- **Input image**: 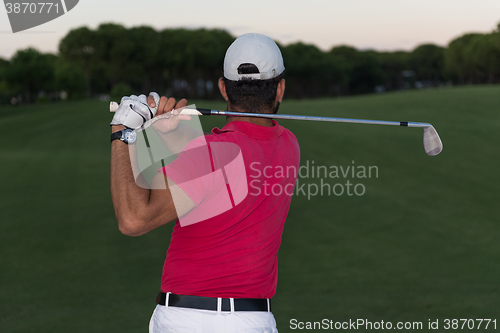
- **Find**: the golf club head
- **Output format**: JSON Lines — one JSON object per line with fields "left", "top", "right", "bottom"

{"left": 423, "top": 126, "right": 443, "bottom": 156}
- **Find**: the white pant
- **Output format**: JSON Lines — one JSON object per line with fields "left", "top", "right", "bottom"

{"left": 149, "top": 304, "right": 278, "bottom": 333}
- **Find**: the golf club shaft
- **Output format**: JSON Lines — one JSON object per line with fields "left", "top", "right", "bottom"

{"left": 109, "top": 102, "right": 432, "bottom": 128}
{"left": 109, "top": 102, "right": 443, "bottom": 156}
{"left": 192, "top": 108, "right": 432, "bottom": 128}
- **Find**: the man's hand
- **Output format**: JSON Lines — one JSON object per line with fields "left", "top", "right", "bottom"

{"left": 110, "top": 92, "right": 160, "bottom": 129}
{"left": 147, "top": 95, "right": 191, "bottom": 134}
{"left": 110, "top": 93, "right": 199, "bottom": 236}
{"left": 148, "top": 95, "right": 188, "bottom": 116}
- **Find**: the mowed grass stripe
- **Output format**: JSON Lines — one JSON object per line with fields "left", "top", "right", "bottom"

{"left": 0, "top": 86, "right": 499, "bottom": 332}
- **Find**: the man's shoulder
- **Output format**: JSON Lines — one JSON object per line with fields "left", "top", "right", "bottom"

{"left": 280, "top": 125, "right": 298, "bottom": 139}
{"left": 278, "top": 125, "right": 300, "bottom": 148}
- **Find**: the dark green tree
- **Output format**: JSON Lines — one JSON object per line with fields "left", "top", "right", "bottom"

{"left": 329, "top": 46, "right": 384, "bottom": 94}
{"left": 4, "top": 48, "right": 55, "bottom": 103}
{"left": 444, "top": 33, "right": 481, "bottom": 84}
{"left": 158, "top": 28, "right": 233, "bottom": 98}
{"left": 59, "top": 26, "right": 98, "bottom": 97}
{"left": 0, "top": 57, "right": 9, "bottom": 104}
{"left": 55, "top": 60, "right": 87, "bottom": 99}
{"left": 128, "top": 26, "right": 162, "bottom": 92}
{"left": 189, "top": 29, "right": 234, "bottom": 98}
{"left": 282, "top": 42, "right": 349, "bottom": 97}
{"left": 375, "top": 51, "right": 410, "bottom": 91}
{"left": 463, "top": 33, "right": 500, "bottom": 83}
{"left": 409, "top": 44, "right": 445, "bottom": 84}
{"left": 93, "top": 23, "right": 135, "bottom": 91}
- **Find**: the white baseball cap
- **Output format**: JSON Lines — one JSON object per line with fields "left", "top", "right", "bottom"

{"left": 223, "top": 33, "right": 285, "bottom": 81}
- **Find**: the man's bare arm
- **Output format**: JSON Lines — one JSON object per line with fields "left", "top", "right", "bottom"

{"left": 110, "top": 124, "right": 195, "bottom": 236}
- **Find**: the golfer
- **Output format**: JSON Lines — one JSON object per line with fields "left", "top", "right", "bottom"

{"left": 110, "top": 33, "right": 300, "bottom": 333}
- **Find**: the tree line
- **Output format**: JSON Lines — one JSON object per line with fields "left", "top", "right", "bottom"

{"left": 1, "top": 23, "right": 500, "bottom": 104}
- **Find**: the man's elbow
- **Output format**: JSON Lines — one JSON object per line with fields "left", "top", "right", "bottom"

{"left": 117, "top": 217, "right": 146, "bottom": 237}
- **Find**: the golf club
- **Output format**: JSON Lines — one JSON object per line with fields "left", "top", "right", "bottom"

{"left": 110, "top": 102, "right": 443, "bottom": 156}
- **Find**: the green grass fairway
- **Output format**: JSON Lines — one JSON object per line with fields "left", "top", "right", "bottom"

{"left": 1, "top": 86, "right": 499, "bottom": 332}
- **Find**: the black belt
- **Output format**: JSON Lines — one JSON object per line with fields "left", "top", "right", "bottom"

{"left": 156, "top": 292, "right": 270, "bottom": 312}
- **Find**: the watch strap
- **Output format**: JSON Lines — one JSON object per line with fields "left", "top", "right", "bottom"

{"left": 111, "top": 130, "right": 123, "bottom": 143}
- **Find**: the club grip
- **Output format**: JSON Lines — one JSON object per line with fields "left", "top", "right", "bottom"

{"left": 196, "top": 108, "right": 212, "bottom": 116}
{"left": 110, "top": 102, "right": 211, "bottom": 116}
{"left": 110, "top": 101, "right": 119, "bottom": 112}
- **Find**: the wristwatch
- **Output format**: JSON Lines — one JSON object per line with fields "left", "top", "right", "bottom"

{"left": 111, "top": 128, "right": 137, "bottom": 144}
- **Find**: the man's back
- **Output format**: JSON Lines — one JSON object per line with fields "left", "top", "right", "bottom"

{"left": 160, "top": 120, "right": 300, "bottom": 298}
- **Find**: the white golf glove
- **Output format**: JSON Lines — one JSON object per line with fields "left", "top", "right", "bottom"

{"left": 110, "top": 92, "right": 160, "bottom": 129}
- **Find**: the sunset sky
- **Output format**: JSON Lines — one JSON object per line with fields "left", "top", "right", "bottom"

{"left": 1, "top": 0, "right": 500, "bottom": 58}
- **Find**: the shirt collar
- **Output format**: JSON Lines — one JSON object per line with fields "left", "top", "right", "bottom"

{"left": 212, "top": 120, "right": 283, "bottom": 140}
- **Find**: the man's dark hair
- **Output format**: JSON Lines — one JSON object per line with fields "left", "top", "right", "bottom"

{"left": 223, "top": 63, "right": 283, "bottom": 114}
